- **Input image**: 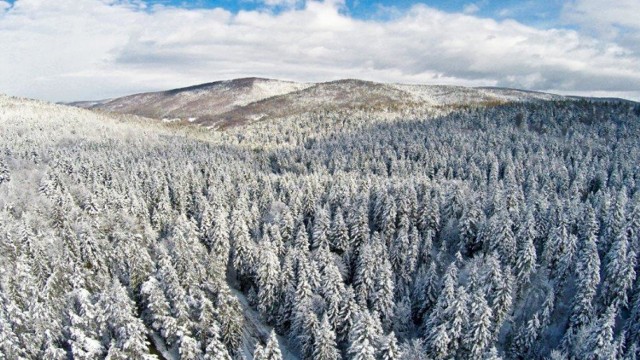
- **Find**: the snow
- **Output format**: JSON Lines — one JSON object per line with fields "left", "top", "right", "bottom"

{"left": 230, "top": 79, "right": 311, "bottom": 107}
{"left": 229, "top": 287, "right": 299, "bottom": 360}
{"left": 391, "top": 84, "right": 566, "bottom": 105}
{"left": 150, "top": 332, "right": 177, "bottom": 360}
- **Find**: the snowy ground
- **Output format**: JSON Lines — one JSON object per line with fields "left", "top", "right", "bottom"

{"left": 229, "top": 288, "right": 300, "bottom": 360}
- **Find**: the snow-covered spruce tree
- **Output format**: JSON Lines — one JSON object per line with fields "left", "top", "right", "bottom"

{"left": 371, "top": 236, "right": 395, "bottom": 328}
{"left": 255, "top": 330, "right": 283, "bottom": 360}
{"left": 626, "top": 280, "right": 640, "bottom": 356}
{"left": 510, "top": 313, "right": 541, "bottom": 358}
{"left": 215, "top": 287, "right": 244, "bottom": 355}
{"left": 210, "top": 207, "right": 231, "bottom": 263}
{"left": 311, "top": 205, "right": 331, "bottom": 251}
{"left": 569, "top": 206, "right": 601, "bottom": 329}
{"left": 347, "top": 197, "right": 370, "bottom": 270}
{"left": 412, "top": 261, "right": 439, "bottom": 323}
{"left": 425, "top": 263, "right": 462, "bottom": 359}
{"left": 463, "top": 287, "right": 494, "bottom": 358}
{"left": 379, "top": 331, "right": 403, "bottom": 360}
{"left": 65, "top": 289, "right": 103, "bottom": 360}
{"left": 204, "top": 330, "right": 232, "bottom": 360}
{"left": 485, "top": 208, "right": 516, "bottom": 267}
{"left": 602, "top": 189, "right": 628, "bottom": 255}
{"left": 312, "top": 315, "right": 340, "bottom": 360}
{"left": 319, "top": 253, "right": 346, "bottom": 331}
{"left": 491, "top": 265, "right": 513, "bottom": 336}
{"left": 337, "top": 286, "right": 360, "bottom": 342}
{"left": 95, "top": 278, "right": 150, "bottom": 359}
{"left": 459, "top": 196, "right": 484, "bottom": 256}
{"left": 353, "top": 241, "right": 376, "bottom": 308}
{"left": 572, "top": 305, "right": 618, "bottom": 360}
{"left": 297, "top": 308, "right": 320, "bottom": 359}
{"left": 230, "top": 206, "right": 255, "bottom": 283}
{"left": 0, "top": 157, "right": 9, "bottom": 185}
{"left": 514, "top": 208, "right": 538, "bottom": 288}
{"left": 255, "top": 238, "right": 282, "bottom": 321}
{"left": 348, "top": 310, "right": 381, "bottom": 360}
{"left": 601, "top": 228, "right": 636, "bottom": 310}
{"left": 330, "top": 207, "right": 349, "bottom": 254}
{"left": 140, "top": 275, "right": 178, "bottom": 346}
{"left": 177, "top": 326, "right": 203, "bottom": 360}
{"left": 155, "top": 248, "right": 190, "bottom": 327}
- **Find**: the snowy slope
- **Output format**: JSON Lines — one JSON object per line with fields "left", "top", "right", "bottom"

{"left": 391, "top": 84, "right": 565, "bottom": 105}
{"left": 75, "top": 78, "right": 310, "bottom": 121}
{"left": 71, "top": 78, "right": 575, "bottom": 130}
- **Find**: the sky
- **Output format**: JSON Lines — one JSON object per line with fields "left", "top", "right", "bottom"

{"left": 0, "top": 0, "right": 639, "bottom": 102}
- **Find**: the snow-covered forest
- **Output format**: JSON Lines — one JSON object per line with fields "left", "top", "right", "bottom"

{"left": 1, "top": 94, "right": 640, "bottom": 359}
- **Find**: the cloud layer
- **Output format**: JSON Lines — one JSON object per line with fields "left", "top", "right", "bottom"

{"left": 1, "top": 0, "right": 639, "bottom": 101}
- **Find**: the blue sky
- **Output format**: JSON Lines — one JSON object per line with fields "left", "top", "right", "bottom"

{"left": 131, "top": 0, "right": 566, "bottom": 26}
{"left": 1, "top": 0, "right": 639, "bottom": 101}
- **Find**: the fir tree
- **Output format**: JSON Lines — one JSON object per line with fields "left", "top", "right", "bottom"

{"left": 380, "top": 332, "right": 403, "bottom": 360}
{"left": 570, "top": 207, "right": 601, "bottom": 328}
{"left": 330, "top": 207, "right": 349, "bottom": 254}
{"left": 256, "top": 240, "right": 282, "bottom": 321}
{"left": 312, "top": 315, "right": 340, "bottom": 360}
{"left": 348, "top": 311, "right": 380, "bottom": 360}
{"left": 514, "top": 208, "right": 538, "bottom": 287}
{"left": 602, "top": 230, "right": 637, "bottom": 309}
{"left": 312, "top": 205, "right": 331, "bottom": 251}
{"left": 463, "top": 288, "right": 493, "bottom": 359}
{"left": 258, "top": 330, "right": 283, "bottom": 360}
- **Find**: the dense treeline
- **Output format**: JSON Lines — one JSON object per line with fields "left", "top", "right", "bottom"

{"left": 1, "top": 95, "right": 640, "bottom": 359}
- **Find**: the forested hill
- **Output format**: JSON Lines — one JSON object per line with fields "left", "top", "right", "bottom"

{"left": 70, "top": 78, "right": 566, "bottom": 129}
{"left": 1, "top": 93, "right": 640, "bottom": 359}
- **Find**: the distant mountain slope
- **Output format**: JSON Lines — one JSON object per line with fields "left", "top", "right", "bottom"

{"left": 394, "top": 84, "right": 565, "bottom": 105}
{"left": 203, "top": 79, "right": 423, "bottom": 129}
{"left": 72, "top": 78, "right": 570, "bottom": 129}
{"left": 72, "top": 77, "right": 310, "bottom": 122}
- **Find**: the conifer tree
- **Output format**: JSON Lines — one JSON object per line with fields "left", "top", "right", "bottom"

{"left": 380, "top": 332, "right": 403, "bottom": 360}
{"left": 96, "top": 278, "right": 150, "bottom": 359}
{"left": 256, "top": 240, "right": 282, "bottom": 320}
{"left": 602, "top": 230, "right": 637, "bottom": 309}
{"left": 258, "top": 330, "right": 283, "bottom": 360}
{"left": 570, "top": 207, "right": 601, "bottom": 328}
{"left": 231, "top": 206, "right": 255, "bottom": 280}
{"left": 330, "top": 207, "right": 349, "bottom": 254}
{"left": 211, "top": 207, "right": 231, "bottom": 263}
{"left": 514, "top": 208, "right": 537, "bottom": 287}
{"left": 348, "top": 311, "right": 380, "bottom": 360}
{"left": 312, "top": 205, "right": 331, "bottom": 251}
{"left": 140, "top": 276, "right": 178, "bottom": 345}
{"left": 463, "top": 288, "right": 493, "bottom": 359}
{"left": 178, "top": 327, "right": 203, "bottom": 360}
{"left": 0, "top": 157, "right": 9, "bottom": 185}
{"left": 313, "top": 315, "right": 340, "bottom": 360}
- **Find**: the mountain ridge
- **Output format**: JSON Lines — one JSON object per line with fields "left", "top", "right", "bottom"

{"left": 69, "top": 78, "right": 635, "bottom": 129}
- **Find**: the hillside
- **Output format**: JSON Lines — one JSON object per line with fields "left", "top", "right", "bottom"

{"left": 70, "top": 78, "right": 311, "bottom": 123}
{"left": 73, "top": 78, "right": 568, "bottom": 129}
{"left": 2, "top": 92, "right": 640, "bottom": 360}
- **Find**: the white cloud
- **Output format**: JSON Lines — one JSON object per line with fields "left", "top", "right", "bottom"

{"left": 462, "top": 3, "right": 480, "bottom": 15}
{"left": 262, "top": 0, "right": 301, "bottom": 8}
{"left": 563, "top": 0, "right": 640, "bottom": 53}
{"left": 1, "top": 0, "right": 639, "bottom": 102}
{"left": 564, "top": 0, "right": 640, "bottom": 32}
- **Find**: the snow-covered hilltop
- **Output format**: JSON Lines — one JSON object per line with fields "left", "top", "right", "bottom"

{"left": 70, "top": 78, "right": 310, "bottom": 124}
{"left": 72, "top": 78, "right": 571, "bottom": 129}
